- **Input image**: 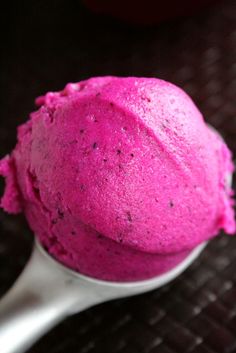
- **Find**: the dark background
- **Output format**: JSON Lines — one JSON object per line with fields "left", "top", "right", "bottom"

{"left": 1, "top": 1, "right": 236, "bottom": 352}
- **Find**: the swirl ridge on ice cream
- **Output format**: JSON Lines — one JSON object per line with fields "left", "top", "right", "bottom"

{"left": 0, "top": 77, "right": 235, "bottom": 281}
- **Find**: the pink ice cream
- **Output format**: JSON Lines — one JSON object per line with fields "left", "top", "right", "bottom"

{"left": 0, "top": 77, "right": 235, "bottom": 281}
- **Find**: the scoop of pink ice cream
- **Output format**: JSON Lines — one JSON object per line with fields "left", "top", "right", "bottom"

{"left": 0, "top": 77, "right": 235, "bottom": 281}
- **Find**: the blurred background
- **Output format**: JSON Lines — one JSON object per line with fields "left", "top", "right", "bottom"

{"left": 1, "top": 1, "right": 236, "bottom": 352}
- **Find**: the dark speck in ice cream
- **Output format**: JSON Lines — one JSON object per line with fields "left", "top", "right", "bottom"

{"left": 169, "top": 200, "right": 174, "bottom": 208}
{"left": 57, "top": 209, "right": 64, "bottom": 219}
{"left": 127, "top": 211, "right": 132, "bottom": 222}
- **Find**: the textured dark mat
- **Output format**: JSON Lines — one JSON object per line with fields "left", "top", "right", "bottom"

{"left": 1, "top": 1, "right": 236, "bottom": 352}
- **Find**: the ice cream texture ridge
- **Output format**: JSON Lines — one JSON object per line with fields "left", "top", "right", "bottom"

{"left": 0, "top": 77, "right": 235, "bottom": 281}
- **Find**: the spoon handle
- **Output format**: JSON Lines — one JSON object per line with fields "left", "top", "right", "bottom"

{"left": 0, "top": 244, "right": 90, "bottom": 353}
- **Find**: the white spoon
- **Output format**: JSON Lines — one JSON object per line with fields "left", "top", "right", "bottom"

{"left": 0, "top": 238, "right": 206, "bottom": 353}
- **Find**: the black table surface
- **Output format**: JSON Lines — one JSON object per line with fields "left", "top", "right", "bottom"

{"left": 1, "top": 1, "right": 236, "bottom": 352}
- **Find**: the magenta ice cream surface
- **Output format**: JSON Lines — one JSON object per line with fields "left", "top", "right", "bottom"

{"left": 0, "top": 77, "right": 235, "bottom": 281}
